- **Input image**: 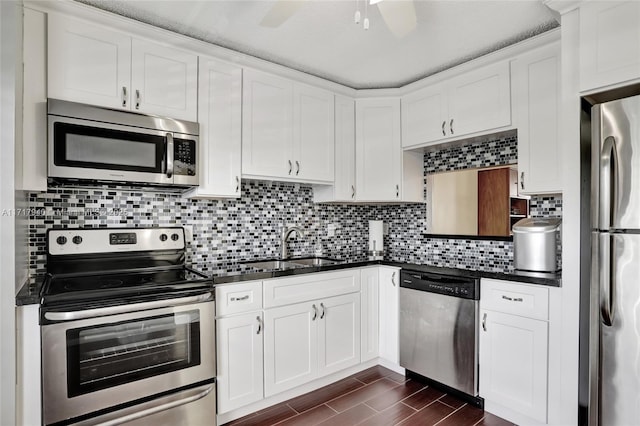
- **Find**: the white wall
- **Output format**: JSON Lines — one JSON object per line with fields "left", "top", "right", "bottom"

{"left": 0, "top": 1, "right": 22, "bottom": 424}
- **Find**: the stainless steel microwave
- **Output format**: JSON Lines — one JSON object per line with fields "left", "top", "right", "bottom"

{"left": 48, "top": 99, "right": 199, "bottom": 188}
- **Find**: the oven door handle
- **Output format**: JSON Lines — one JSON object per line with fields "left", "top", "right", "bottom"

{"left": 73, "top": 383, "right": 214, "bottom": 426}
{"left": 44, "top": 292, "right": 213, "bottom": 322}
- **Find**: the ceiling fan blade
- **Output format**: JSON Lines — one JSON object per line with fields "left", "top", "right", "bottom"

{"left": 377, "top": 0, "right": 417, "bottom": 38}
{"left": 260, "top": 0, "right": 306, "bottom": 28}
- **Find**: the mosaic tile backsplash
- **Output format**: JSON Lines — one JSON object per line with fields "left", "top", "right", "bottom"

{"left": 26, "top": 131, "right": 563, "bottom": 276}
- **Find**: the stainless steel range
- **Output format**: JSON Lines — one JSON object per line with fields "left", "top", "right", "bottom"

{"left": 40, "top": 227, "right": 216, "bottom": 426}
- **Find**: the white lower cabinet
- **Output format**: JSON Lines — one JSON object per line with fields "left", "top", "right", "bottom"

{"left": 378, "top": 266, "right": 400, "bottom": 365}
{"left": 360, "top": 267, "right": 379, "bottom": 362}
{"left": 263, "top": 293, "right": 360, "bottom": 397}
{"left": 479, "top": 278, "right": 550, "bottom": 424}
{"left": 216, "top": 312, "right": 264, "bottom": 413}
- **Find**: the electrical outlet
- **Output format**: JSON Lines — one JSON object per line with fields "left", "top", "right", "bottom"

{"left": 327, "top": 223, "right": 338, "bottom": 237}
{"left": 183, "top": 225, "right": 194, "bottom": 243}
{"left": 383, "top": 223, "right": 389, "bottom": 235}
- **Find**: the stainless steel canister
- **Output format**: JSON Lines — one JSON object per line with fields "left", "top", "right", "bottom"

{"left": 512, "top": 218, "right": 561, "bottom": 272}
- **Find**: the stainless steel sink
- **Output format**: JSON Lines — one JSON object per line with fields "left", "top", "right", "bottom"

{"left": 287, "top": 257, "right": 340, "bottom": 267}
{"left": 242, "top": 260, "right": 301, "bottom": 270}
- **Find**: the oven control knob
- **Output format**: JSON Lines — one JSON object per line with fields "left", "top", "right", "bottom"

{"left": 72, "top": 236, "right": 83, "bottom": 245}
{"left": 160, "top": 234, "right": 168, "bottom": 242}
{"left": 171, "top": 233, "right": 180, "bottom": 241}
{"left": 56, "top": 236, "right": 67, "bottom": 245}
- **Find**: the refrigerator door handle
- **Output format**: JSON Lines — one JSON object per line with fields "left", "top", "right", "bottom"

{"left": 599, "top": 136, "right": 619, "bottom": 230}
{"left": 599, "top": 233, "right": 615, "bottom": 327}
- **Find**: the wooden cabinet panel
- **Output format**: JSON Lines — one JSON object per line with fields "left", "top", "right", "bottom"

{"left": 478, "top": 168, "right": 510, "bottom": 236}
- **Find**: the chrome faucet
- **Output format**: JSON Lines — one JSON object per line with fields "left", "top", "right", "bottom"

{"left": 280, "top": 225, "right": 303, "bottom": 259}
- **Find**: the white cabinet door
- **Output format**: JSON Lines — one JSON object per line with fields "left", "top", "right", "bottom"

{"left": 263, "top": 302, "right": 318, "bottom": 396}
{"left": 378, "top": 267, "right": 400, "bottom": 365}
{"left": 479, "top": 309, "right": 549, "bottom": 423}
{"left": 242, "top": 69, "right": 294, "bottom": 179}
{"left": 188, "top": 59, "right": 242, "bottom": 199}
{"left": 334, "top": 95, "right": 356, "bottom": 200}
{"left": 360, "top": 267, "right": 379, "bottom": 362}
{"left": 580, "top": 1, "right": 640, "bottom": 92}
{"left": 293, "top": 84, "right": 334, "bottom": 182}
{"left": 448, "top": 61, "right": 511, "bottom": 138}
{"left": 130, "top": 39, "right": 198, "bottom": 121}
{"left": 355, "top": 98, "right": 402, "bottom": 202}
{"left": 512, "top": 43, "right": 561, "bottom": 195}
{"left": 217, "top": 312, "right": 264, "bottom": 413}
{"left": 48, "top": 13, "right": 131, "bottom": 110}
{"left": 401, "top": 83, "right": 448, "bottom": 147}
{"left": 318, "top": 293, "right": 361, "bottom": 376}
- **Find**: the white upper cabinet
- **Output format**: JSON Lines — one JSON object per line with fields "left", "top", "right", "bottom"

{"left": 580, "top": 1, "right": 640, "bottom": 92}
{"left": 48, "top": 13, "right": 198, "bottom": 121}
{"left": 130, "top": 39, "right": 198, "bottom": 121}
{"left": 355, "top": 98, "right": 402, "bottom": 201}
{"left": 293, "top": 84, "right": 335, "bottom": 182}
{"left": 401, "top": 84, "right": 448, "bottom": 147}
{"left": 48, "top": 13, "right": 131, "bottom": 110}
{"left": 447, "top": 61, "right": 511, "bottom": 137}
{"left": 512, "top": 41, "right": 561, "bottom": 195}
{"left": 242, "top": 69, "right": 334, "bottom": 183}
{"left": 187, "top": 58, "right": 242, "bottom": 199}
{"left": 401, "top": 61, "right": 511, "bottom": 148}
{"left": 242, "top": 69, "right": 294, "bottom": 179}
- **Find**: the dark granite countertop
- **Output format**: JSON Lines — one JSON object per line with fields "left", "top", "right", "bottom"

{"left": 16, "top": 256, "right": 561, "bottom": 306}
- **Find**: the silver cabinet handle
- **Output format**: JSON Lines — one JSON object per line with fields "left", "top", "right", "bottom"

{"left": 122, "top": 86, "right": 128, "bottom": 108}
{"left": 230, "top": 295, "right": 249, "bottom": 302}
{"left": 320, "top": 303, "right": 325, "bottom": 319}
{"left": 288, "top": 160, "right": 292, "bottom": 175}
{"left": 442, "top": 120, "right": 446, "bottom": 136}
{"left": 166, "top": 133, "right": 174, "bottom": 178}
{"left": 482, "top": 313, "right": 487, "bottom": 331}
{"left": 450, "top": 118, "right": 454, "bottom": 134}
{"left": 235, "top": 176, "right": 240, "bottom": 193}
{"left": 396, "top": 184, "right": 399, "bottom": 198}
{"left": 256, "top": 315, "right": 263, "bottom": 334}
{"left": 312, "top": 304, "right": 318, "bottom": 321}
{"left": 501, "top": 295, "right": 523, "bottom": 302}
{"left": 391, "top": 272, "right": 396, "bottom": 286}
{"left": 295, "top": 161, "right": 300, "bottom": 175}
{"left": 520, "top": 172, "right": 525, "bottom": 190}
{"left": 135, "top": 89, "right": 141, "bottom": 109}
{"left": 351, "top": 185, "right": 355, "bottom": 199}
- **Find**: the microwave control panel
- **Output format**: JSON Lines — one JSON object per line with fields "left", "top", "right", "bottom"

{"left": 174, "top": 138, "right": 196, "bottom": 176}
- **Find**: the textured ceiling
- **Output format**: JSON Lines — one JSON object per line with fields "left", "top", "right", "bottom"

{"left": 76, "top": 0, "right": 559, "bottom": 89}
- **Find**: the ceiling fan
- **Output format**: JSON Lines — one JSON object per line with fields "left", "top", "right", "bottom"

{"left": 260, "top": 0, "right": 418, "bottom": 39}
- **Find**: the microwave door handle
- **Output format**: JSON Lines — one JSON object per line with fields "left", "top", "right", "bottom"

{"left": 166, "top": 133, "right": 174, "bottom": 178}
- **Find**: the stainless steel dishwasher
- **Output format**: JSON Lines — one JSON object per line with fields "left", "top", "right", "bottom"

{"left": 399, "top": 269, "right": 481, "bottom": 405}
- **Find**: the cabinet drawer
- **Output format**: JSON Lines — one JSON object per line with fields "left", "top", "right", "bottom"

{"left": 264, "top": 269, "right": 360, "bottom": 308}
{"left": 216, "top": 281, "right": 263, "bottom": 316}
{"left": 481, "top": 278, "right": 548, "bottom": 321}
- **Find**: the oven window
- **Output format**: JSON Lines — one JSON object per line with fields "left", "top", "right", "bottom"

{"left": 53, "top": 122, "right": 166, "bottom": 173}
{"left": 66, "top": 311, "right": 201, "bottom": 398}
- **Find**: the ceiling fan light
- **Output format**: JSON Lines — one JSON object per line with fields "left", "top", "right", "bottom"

{"left": 354, "top": 9, "right": 361, "bottom": 24}
{"left": 363, "top": 17, "right": 370, "bottom": 30}
{"left": 370, "top": 0, "right": 384, "bottom": 4}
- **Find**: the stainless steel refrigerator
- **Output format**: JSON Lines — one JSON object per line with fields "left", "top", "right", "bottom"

{"left": 590, "top": 95, "right": 640, "bottom": 425}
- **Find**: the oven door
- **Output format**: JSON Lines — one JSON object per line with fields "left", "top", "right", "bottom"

{"left": 41, "top": 297, "right": 215, "bottom": 426}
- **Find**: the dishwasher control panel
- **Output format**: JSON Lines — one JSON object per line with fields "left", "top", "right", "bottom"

{"left": 400, "top": 270, "right": 479, "bottom": 300}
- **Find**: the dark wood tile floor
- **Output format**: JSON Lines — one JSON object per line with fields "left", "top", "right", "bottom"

{"left": 223, "top": 366, "right": 515, "bottom": 426}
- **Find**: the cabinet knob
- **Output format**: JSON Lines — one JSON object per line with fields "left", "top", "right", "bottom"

{"left": 396, "top": 184, "right": 399, "bottom": 198}
{"left": 351, "top": 185, "right": 356, "bottom": 199}
{"left": 122, "top": 86, "right": 128, "bottom": 108}
{"left": 320, "top": 303, "right": 325, "bottom": 319}
{"left": 312, "top": 304, "right": 318, "bottom": 321}
{"left": 482, "top": 312, "right": 487, "bottom": 331}
{"left": 442, "top": 120, "right": 446, "bottom": 136}
{"left": 288, "top": 160, "right": 292, "bottom": 175}
{"left": 520, "top": 172, "right": 525, "bottom": 190}
{"left": 235, "top": 176, "right": 240, "bottom": 193}
{"left": 295, "top": 160, "right": 300, "bottom": 176}
{"left": 391, "top": 272, "right": 396, "bottom": 286}
{"left": 256, "top": 316, "right": 262, "bottom": 334}
{"left": 450, "top": 118, "right": 454, "bottom": 135}
{"left": 135, "top": 89, "right": 141, "bottom": 109}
